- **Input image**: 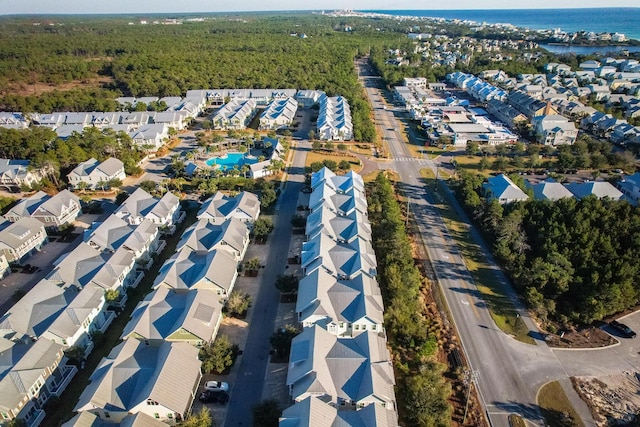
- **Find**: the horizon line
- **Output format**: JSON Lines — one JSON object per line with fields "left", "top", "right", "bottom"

{"left": 2, "top": 6, "right": 639, "bottom": 17}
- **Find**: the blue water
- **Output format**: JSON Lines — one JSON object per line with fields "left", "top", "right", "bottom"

{"left": 362, "top": 8, "right": 640, "bottom": 42}
{"left": 205, "top": 152, "right": 257, "bottom": 170}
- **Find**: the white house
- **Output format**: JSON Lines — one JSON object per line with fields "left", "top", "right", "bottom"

{"left": 482, "top": 174, "right": 529, "bottom": 204}
{"left": 67, "top": 158, "right": 126, "bottom": 190}
{"left": 0, "top": 217, "right": 48, "bottom": 264}
{"left": 74, "top": 338, "right": 201, "bottom": 425}
{"left": 532, "top": 115, "right": 578, "bottom": 146}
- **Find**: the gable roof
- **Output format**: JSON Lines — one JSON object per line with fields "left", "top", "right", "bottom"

{"left": 0, "top": 279, "right": 76, "bottom": 339}
{"left": 154, "top": 248, "right": 237, "bottom": 293}
{"left": 483, "top": 174, "right": 529, "bottom": 203}
{"left": 280, "top": 396, "right": 399, "bottom": 427}
{"left": 565, "top": 181, "right": 623, "bottom": 200}
{"left": 197, "top": 191, "right": 260, "bottom": 223}
{"left": 177, "top": 218, "right": 248, "bottom": 255}
{"left": 121, "top": 287, "right": 222, "bottom": 343}
{"left": 528, "top": 181, "right": 574, "bottom": 201}
{"left": 5, "top": 191, "right": 49, "bottom": 219}
{"left": 286, "top": 326, "right": 395, "bottom": 406}
{"left": 48, "top": 242, "right": 107, "bottom": 288}
{"left": 0, "top": 217, "right": 45, "bottom": 250}
{"left": 74, "top": 339, "right": 201, "bottom": 415}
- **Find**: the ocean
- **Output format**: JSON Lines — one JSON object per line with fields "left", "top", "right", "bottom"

{"left": 361, "top": 8, "right": 640, "bottom": 42}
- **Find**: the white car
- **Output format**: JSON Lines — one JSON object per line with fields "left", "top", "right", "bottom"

{"left": 204, "top": 381, "right": 229, "bottom": 392}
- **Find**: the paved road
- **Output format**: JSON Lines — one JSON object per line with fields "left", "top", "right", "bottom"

{"left": 356, "top": 59, "right": 571, "bottom": 427}
{"left": 223, "top": 142, "right": 306, "bottom": 427}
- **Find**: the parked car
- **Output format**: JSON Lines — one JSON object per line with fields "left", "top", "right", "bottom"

{"left": 204, "top": 380, "right": 229, "bottom": 392}
{"left": 199, "top": 390, "right": 229, "bottom": 404}
{"left": 610, "top": 320, "right": 637, "bottom": 338}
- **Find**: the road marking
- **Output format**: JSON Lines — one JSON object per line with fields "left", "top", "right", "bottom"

{"left": 461, "top": 300, "right": 469, "bottom": 306}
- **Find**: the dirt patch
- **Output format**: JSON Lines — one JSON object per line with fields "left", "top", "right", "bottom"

{"left": 546, "top": 326, "right": 617, "bottom": 349}
{"left": 219, "top": 316, "right": 249, "bottom": 347}
{"left": 572, "top": 373, "right": 640, "bottom": 426}
{"left": 5, "top": 76, "right": 114, "bottom": 97}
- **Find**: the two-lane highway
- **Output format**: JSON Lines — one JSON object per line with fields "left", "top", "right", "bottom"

{"left": 356, "top": 59, "right": 568, "bottom": 427}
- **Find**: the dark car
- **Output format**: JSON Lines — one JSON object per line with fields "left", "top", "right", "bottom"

{"left": 610, "top": 320, "right": 637, "bottom": 338}
{"left": 199, "top": 390, "right": 229, "bottom": 404}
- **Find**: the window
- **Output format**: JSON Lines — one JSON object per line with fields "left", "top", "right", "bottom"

{"left": 154, "top": 413, "right": 160, "bottom": 419}
{"left": 1, "top": 412, "right": 10, "bottom": 419}
{"left": 167, "top": 414, "right": 173, "bottom": 419}
{"left": 354, "top": 325, "right": 359, "bottom": 330}
{"left": 104, "top": 412, "right": 110, "bottom": 418}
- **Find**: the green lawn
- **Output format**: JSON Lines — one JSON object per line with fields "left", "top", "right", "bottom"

{"left": 42, "top": 206, "right": 200, "bottom": 427}
{"left": 538, "top": 381, "right": 584, "bottom": 427}
{"left": 418, "top": 169, "right": 533, "bottom": 344}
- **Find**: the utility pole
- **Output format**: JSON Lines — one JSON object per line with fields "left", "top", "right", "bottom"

{"left": 463, "top": 369, "right": 479, "bottom": 424}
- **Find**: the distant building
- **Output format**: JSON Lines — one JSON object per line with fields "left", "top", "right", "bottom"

{"left": 482, "top": 174, "right": 529, "bottom": 204}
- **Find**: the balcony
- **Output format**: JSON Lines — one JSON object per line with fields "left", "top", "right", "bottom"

{"left": 25, "top": 409, "right": 46, "bottom": 427}
{"left": 127, "top": 271, "right": 144, "bottom": 289}
{"left": 48, "top": 365, "right": 78, "bottom": 397}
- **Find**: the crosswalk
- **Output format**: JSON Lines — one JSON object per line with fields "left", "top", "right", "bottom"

{"left": 393, "top": 157, "right": 430, "bottom": 164}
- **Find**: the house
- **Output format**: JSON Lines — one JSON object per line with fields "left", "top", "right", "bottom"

{"left": 249, "top": 161, "right": 272, "bottom": 179}
{"left": 588, "top": 84, "right": 611, "bottom": 101}
{"left": 279, "top": 396, "right": 399, "bottom": 427}
{"left": 301, "top": 233, "right": 377, "bottom": 280}
{"left": 121, "top": 112, "right": 150, "bottom": 128}
{"left": 532, "top": 115, "right": 578, "bottom": 145}
{"left": 47, "top": 243, "right": 108, "bottom": 289}
{"left": 40, "top": 283, "right": 115, "bottom": 355}
{"left": 286, "top": 326, "right": 396, "bottom": 409}
{"left": 0, "top": 112, "right": 29, "bottom": 129}
{"left": 295, "top": 90, "right": 325, "bottom": 109}
{"left": 6, "top": 190, "right": 81, "bottom": 229}
{"left": 317, "top": 95, "right": 353, "bottom": 141}
{"left": 565, "top": 181, "right": 623, "bottom": 200}
{"left": 296, "top": 268, "right": 384, "bottom": 336}
{"left": 177, "top": 218, "right": 249, "bottom": 260}
{"left": 129, "top": 124, "right": 169, "bottom": 151}
{"left": 617, "top": 173, "right": 640, "bottom": 205}
{"left": 91, "top": 113, "right": 121, "bottom": 129}
{"left": 0, "top": 279, "right": 76, "bottom": 340}
{"left": 74, "top": 338, "right": 202, "bottom": 425}
{"left": 151, "top": 111, "right": 188, "bottom": 130}
{"left": 196, "top": 191, "right": 260, "bottom": 226}
{"left": 527, "top": 180, "right": 574, "bottom": 201}
{"left": 0, "top": 159, "right": 42, "bottom": 190}
{"left": 120, "top": 287, "right": 222, "bottom": 347}
{"left": 506, "top": 91, "right": 556, "bottom": 120}
{"left": 67, "top": 157, "right": 126, "bottom": 190}
{"left": 308, "top": 183, "right": 367, "bottom": 216}
{"left": 482, "top": 174, "right": 529, "bottom": 204}
{"left": 305, "top": 205, "right": 371, "bottom": 244}
{"left": 0, "top": 339, "right": 77, "bottom": 427}
{"left": 259, "top": 97, "right": 298, "bottom": 130}
{"left": 0, "top": 217, "right": 48, "bottom": 264}
{"left": 114, "top": 189, "right": 183, "bottom": 230}
{"left": 153, "top": 248, "right": 238, "bottom": 297}
{"left": 212, "top": 99, "right": 257, "bottom": 130}
{"left": 89, "top": 246, "right": 140, "bottom": 294}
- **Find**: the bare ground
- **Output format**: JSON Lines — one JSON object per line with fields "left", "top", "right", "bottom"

{"left": 572, "top": 373, "right": 640, "bottom": 426}
{"left": 4, "top": 76, "right": 114, "bottom": 97}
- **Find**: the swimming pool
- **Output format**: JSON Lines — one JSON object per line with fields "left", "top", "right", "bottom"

{"left": 205, "top": 152, "right": 258, "bottom": 170}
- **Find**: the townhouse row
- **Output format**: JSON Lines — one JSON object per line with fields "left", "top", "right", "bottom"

{"left": 279, "top": 168, "right": 398, "bottom": 426}
{"left": 0, "top": 88, "right": 353, "bottom": 143}
{"left": 66, "top": 191, "right": 260, "bottom": 427}
{"left": 0, "top": 188, "right": 185, "bottom": 427}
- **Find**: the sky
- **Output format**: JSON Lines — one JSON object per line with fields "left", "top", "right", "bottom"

{"left": 2, "top": 0, "right": 639, "bottom": 15}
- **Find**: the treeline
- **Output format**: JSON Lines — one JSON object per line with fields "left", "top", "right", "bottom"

{"left": 0, "top": 15, "right": 389, "bottom": 142}
{"left": 455, "top": 171, "right": 640, "bottom": 327}
{"left": 0, "top": 126, "right": 144, "bottom": 187}
{"left": 368, "top": 172, "right": 451, "bottom": 426}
